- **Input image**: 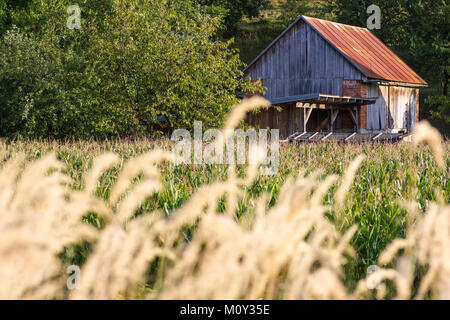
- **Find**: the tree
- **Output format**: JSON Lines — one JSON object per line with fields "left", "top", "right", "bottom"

{"left": 428, "top": 95, "right": 450, "bottom": 124}
{"left": 195, "top": 0, "right": 269, "bottom": 37}
{"left": 0, "top": 0, "right": 260, "bottom": 138}
{"left": 87, "top": 0, "right": 253, "bottom": 134}
{"left": 0, "top": 26, "right": 130, "bottom": 139}
{"left": 277, "top": 0, "right": 323, "bottom": 27}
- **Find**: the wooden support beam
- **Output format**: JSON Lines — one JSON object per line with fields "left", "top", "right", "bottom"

{"left": 321, "top": 132, "right": 333, "bottom": 141}
{"left": 288, "top": 132, "right": 298, "bottom": 140}
{"left": 294, "top": 132, "right": 307, "bottom": 141}
{"left": 372, "top": 132, "right": 383, "bottom": 141}
{"left": 330, "top": 109, "right": 339, "bottom": 132}
{"left": 345, "top": 132, "right": 356, "bottom": 142}
{"left": 309, "top": 132, "right": 319, "bottom": 140}
{"left": 303, "top": 107, "right": 313, "bottom": 133}
{"left": 349, "top": 108, "right": 358, "bottom": 131}
{"left": 303, "top": 108, "right": 306, "bottom": 132}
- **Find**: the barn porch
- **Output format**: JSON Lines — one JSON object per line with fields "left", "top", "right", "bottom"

{"left": 275, "top": 93, "right": 378, "bottom": 133}
{"left": 247, "top": 92, "right": 411, "bottom": 143}
{"left": 285, "top": 94, "right": 408, "bottom": 143}
{"left": 270, "top": 93, "right": 376, "bottom": 138}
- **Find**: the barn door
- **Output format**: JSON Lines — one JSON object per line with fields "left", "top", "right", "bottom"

{"left": 389, "top": 87, "right": 417, "bottom": 131}
{"left": 366, "top": 85, "right": 388, "bottom": 130}
{"left": 408, "top": 89, "right": 418, "bottom": 131}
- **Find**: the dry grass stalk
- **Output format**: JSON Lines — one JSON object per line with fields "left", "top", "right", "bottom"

{"left": 0, "top": 98, "right": 448, "bottom": 300}
{"left": 413, "top": 121, "right": 446, "bottom": 170}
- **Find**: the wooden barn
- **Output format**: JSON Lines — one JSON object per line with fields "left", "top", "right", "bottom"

{"left": 244, "top": 16, "right": 428, "bottom": 142}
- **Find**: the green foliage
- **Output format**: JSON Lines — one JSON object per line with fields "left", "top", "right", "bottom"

{"left": 0, "top": 0, "right": 258, "bottom": 139}
{"left": 428, "top": 95, "right": 450, "bottom": 124}
{"left": 277, "top": 0, "right": 321, "bottom": 27}
{"left": 90, "top": 0, "right": 246, "bottom": 134}
{"left": 0, "top": 1, "right": 6, "bottom": 28}
{"left": 195, "top": 0, "right": 269, "bottom": 37}
{"left": 0, "top": 26, "right": 132, "bottom": 138}
{"left": 4, "top": 139, "right": 449, "bottom": 291}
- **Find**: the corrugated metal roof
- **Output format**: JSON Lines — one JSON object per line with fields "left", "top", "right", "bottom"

{"left": 244, "top": 16, "right": 427, "bottom": 86}
{"left": 303, "top": 16, "right": 427, "bottom": 85}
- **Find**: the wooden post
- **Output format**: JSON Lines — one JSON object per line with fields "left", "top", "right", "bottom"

{"left": 329, "top": 107, "right": 332, "bottom": 132}
{"left": 348, "top": 107, "right": 358, "bottom": 132}
{"left": 303, "top": 107, "right": 313, "bottom": 133}
{"left": 330, "top": 109, "right": 339, "bottom": 132}
{"left": 303, "top": 108, "right": 306, "bottom": 133}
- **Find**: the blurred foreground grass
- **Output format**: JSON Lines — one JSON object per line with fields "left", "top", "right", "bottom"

{"left": 0, "top": 138, "right": 448, "bottom": 289}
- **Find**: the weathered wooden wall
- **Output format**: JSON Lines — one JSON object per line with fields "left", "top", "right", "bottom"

{"left": 244, "top": 20, "right": 366, "bottom": 102}
{"left": 247, "top": 105, "right": 303, "bottom": 139}
{"left": 244, "top": 18, "right": 421, "bottom": 135}
{"left": 388, "top": 86, "right": 418, "bottom": 131}
{"left": 366, "top": 85, "right": 418, "bottom": 131}
{"left": 366, "top": 85, "right": 388, "bottom": 130}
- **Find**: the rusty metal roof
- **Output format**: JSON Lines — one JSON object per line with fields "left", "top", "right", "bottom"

{"left": 244, "top": 16, "right": 427, "bottom": 86}
{"left": 303, "top": 16, "right": 427, "bottom": 85}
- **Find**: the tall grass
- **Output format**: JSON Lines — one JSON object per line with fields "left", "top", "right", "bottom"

{"left": 0, "top": 98, "right": 448, "bottom": 299}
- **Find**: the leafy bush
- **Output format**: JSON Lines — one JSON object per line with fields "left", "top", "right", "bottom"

{"left": 0, "top": 27, "right": 129, "bottom": 139}
{"left": 428, "top": 95, "right": 450, "bottom": 124}
{"left": 0, "top": 0, "right": 260, "bottom": 139}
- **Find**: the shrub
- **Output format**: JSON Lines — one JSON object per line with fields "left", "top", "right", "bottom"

{"left": 0, "top": 0, "right": 261, "bottom": 139}
{"left": 428, "top": 95, "right": 450, "bottom": 124}
{"left": 0, "top": 27, "right": 130, "bottom": 139}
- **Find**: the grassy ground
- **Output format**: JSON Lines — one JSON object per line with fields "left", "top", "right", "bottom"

{"left": 1, "top": 138, "right": 448, "bottom": 291}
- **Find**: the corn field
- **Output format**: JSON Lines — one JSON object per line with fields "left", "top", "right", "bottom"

{"left": 0, "top": 97, "right": 448, "bottom": 300}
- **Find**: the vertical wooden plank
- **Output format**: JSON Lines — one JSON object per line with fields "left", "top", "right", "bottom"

{"left": 262, "top": 54, "right": 267, "bottom": 79}
{"left": 408, "top": 87, "right": 417, "bottom": 132}
{"left": 380, "top": 85, "right": 388, "bottom": 130}
{"left": 284, "top": 33, "right": 290, "bottom": 96}
{"left": 294, "top": 23, "right": 299, "bottom": 82}
{"left": 273, "top": 44, "right": 278, "bottom": 99}
{"left": 277, "top": 39, "right": 282, "bottom": 97}
{"left": 277, "top": 42, "right": 282, "bottom": 98}
{"left": 306, "top": 23, "right": 312, "bottom": 79}
{"left": 320, "top": 79, "right": 327, "bottom": 94}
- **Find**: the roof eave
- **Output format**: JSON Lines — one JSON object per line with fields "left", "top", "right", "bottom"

{"left": 364, "top": 79, "right": 428, "bottom": 88}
